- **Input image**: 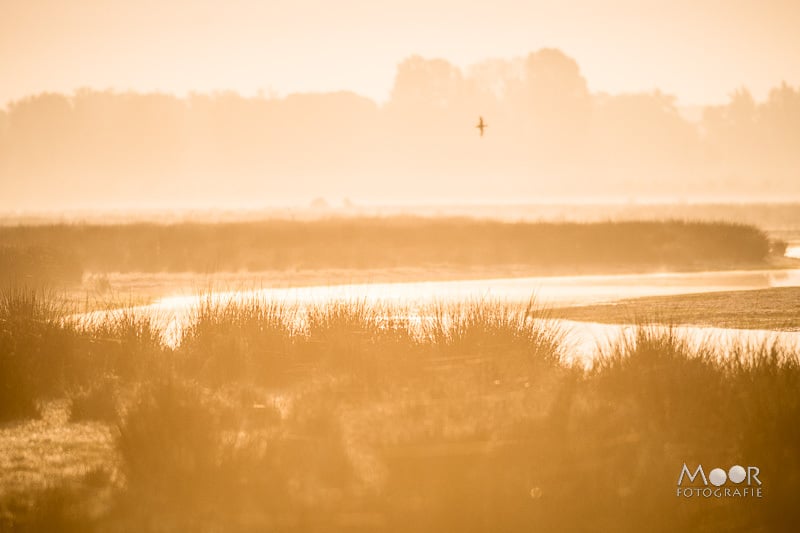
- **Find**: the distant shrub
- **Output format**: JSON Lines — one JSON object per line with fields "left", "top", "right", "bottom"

{"left": 769, "top": 238, "right": 788, "bottom": 255}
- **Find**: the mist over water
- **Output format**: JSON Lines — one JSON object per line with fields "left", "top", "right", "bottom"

{"left": 75, "top": 267, "right": 800, "bottom": 358}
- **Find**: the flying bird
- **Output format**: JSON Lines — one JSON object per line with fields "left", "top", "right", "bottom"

{"left": 476, "top": 116, "right": 487, "bottom": 137}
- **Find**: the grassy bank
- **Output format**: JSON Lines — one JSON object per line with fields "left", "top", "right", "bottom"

{"left": 551, "top": 286, "right": 800, "bottom": 330}
{"left": 1, "top": 290, "right": 798, "bottom": 531}
{"left": 0, "top": 218, "right": 781, "bottom": 283}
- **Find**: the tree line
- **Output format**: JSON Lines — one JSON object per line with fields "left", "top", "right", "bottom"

{"left": 1, "top": 49, "right": 798, "bottom": 208}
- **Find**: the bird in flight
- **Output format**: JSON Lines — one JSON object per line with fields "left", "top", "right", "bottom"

{"left": 476, "top": 116, "right": 487, "bottom": 137}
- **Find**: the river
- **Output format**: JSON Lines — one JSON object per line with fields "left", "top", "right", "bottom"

{"left": 79, "top": 267, "right": 800, "bottom": 363}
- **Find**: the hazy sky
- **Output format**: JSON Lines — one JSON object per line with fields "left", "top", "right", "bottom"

{"left": 1, "top": 0, "right": 799, "bottom": 107}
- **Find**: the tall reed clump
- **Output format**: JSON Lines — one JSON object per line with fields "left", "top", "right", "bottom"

{"left": 541, "top": 326, "right": 734, "bottom": 531}
{"left": 423, "top": 300, "right": 564, "bottom": 385}
{"left": 724, "top": 343, "right": 800, "bottom": 530}
{"left": 0, "top": 287, "right": 75, "bottom": 420}
{"left": 177, "top": 296, "right": 296, "bottom": 386}
{"left": 369, "top": 323, "right": 798, "bottom": 533}
{"left": 78, "top": 308, "right": 166, "bottom": 382}
{"left": 524, "top": 327, "right": 799, "bottom": 532}
{"left": 592, "top": 325, "right": 731, "bottom": 449}
{"left": 303, "top": 300, "right": 420, "bottom": 384}
{"left": 0, "top": 287, "right": 170, "bottom": 422}
{"left": 267, "top": 301, "right": 566, "bottom": 532}
{"left": 67, "top": 307, "right": 166, "bottom": 421}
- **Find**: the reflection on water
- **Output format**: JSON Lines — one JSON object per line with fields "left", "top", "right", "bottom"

{"left": 786, "top": 244, "right": 800, "bottom": 259}
{"left": 156, "top": 267, "right": 800, "bottom": 309}
{"left": 79, "top": 268, "right": 800, "bottom": 361}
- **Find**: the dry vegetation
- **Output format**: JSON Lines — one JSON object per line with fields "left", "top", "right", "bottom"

{"left": 1, "top": 288, "right": 798, "bottom": 531}
{"left": 0, "top": 219, "right": 780, "bottom": 285}
{"left": 551, "top": 286, "right": 800, "bottom": 331}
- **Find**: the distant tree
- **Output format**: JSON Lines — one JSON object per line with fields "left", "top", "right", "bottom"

{"left": 389, "top": 55, "right": 466, "bottom": 111}
{"left": 760, "top": 82, "right": 800, "bottom": 165}
{"left": 0, "top": 109, "right": 8, "bottom": 177}
{"left": 505, "top": 49, "right": 592, "bottom": 169}
{"left": 702, "top": 83, "right": 800, "bottom": 192}
{"left": 1, "top": 51, "right": 799, "bottom": 208}
{"left": 465, "top": 58, "right": 521, "bottom": 102}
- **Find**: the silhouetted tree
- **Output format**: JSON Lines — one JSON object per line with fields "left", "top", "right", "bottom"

{"left": 1, "top": 50, "right": 798, "bottom": 209}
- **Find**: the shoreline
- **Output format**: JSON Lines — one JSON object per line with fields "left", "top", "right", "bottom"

{"left": 550, "top": 286, "right": 800, "bottom": 331}
{"left": 60, "top": 258, "right": 800, "bottom": 310}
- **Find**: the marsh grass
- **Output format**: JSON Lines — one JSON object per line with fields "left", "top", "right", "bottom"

{"left": 0, "top": 218, "right": 777, "bottom": 275}
{"left": 723, "top": 342, "right": 800, "bottom": 530}
{"left": 304, "top": 300, "right": 424, "bottom": 386}
{"left": 0, "top": 288, "right": 166, "bottom": 421}
{"left": 179, "top": 296, "right": 298, "bottom": 386}
{"left": 423, "top": 300, "right": 564, "bottom": 382}
{"left": 0, "top": 245, "right": 83, "bottom": 288}
{"left": 76, "top": 308, "right": 167, "bottom": 382}
{"left": 2, "top": 289, "right": 800, "bottom": 530}
{"left": 0, "top": 287, "right": 74, "bottom": 420}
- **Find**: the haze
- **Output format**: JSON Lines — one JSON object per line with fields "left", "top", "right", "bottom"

{"left": 3, "top": 0, "right": 800, "bottom": 105}
{"left": 1, "top": 0, "right": 799, "bottom": 209}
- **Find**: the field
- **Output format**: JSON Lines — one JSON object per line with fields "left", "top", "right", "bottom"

{"left": 1, "top": 289, "right": 798, "bottom": 531}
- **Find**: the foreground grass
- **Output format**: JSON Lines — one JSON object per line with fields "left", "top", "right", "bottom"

{"left": 1, "top": 289, "right": 798, "bottom": 531}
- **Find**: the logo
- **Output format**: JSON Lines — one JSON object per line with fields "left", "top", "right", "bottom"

{"left": 676, "top": 464, "right": 762, "bottom": 498}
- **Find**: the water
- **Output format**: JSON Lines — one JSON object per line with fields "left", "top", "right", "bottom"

{"left": 80, "top": 268, "right": 800, "bottom": 361}
{"left": 154, "top": 267, "right": 800, "bottom": 310}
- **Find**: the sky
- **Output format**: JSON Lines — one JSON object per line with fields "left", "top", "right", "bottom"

{"left": 1, "top": 0, "right": 799, "bottom": 107}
